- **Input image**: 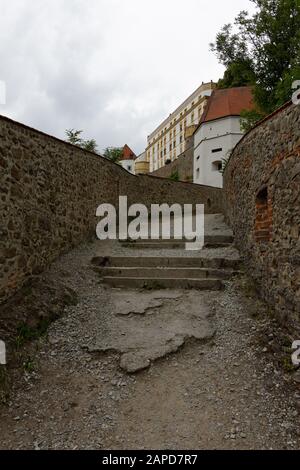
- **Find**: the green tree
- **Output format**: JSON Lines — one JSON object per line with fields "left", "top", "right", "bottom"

{"left": 240, "top": 109, "right": 265, "bottom": 133}
{"left": 82, "top": 139, "right": 98, "bottom": 153}
{"left": 65, "top": 129, "right": 83, "bottom": 146}
{"left": 217, "top": 59, "right": 256, "bottom": 89}
{"left": 103, "top": 147, "right": 123, "bottom": 163}
{"left": 65, "top": 129, "right": 99, "bottom": 154}
{"left": 211, "top": 0, "right": 300, "bottom": 118}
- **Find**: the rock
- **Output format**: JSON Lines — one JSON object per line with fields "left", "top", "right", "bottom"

{"left": 292, "top": 370, "right": 300, "bottom": 384}
{"left": 120, "top": 354, "right": 151, "bottom": 374}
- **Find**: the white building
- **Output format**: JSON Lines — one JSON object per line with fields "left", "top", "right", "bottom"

{"left": 193, "top": 87, "right": 254, "bottom": 188}
{"left": 119, "top": 144, "right": 136, "bottom": 174}
{"left": 146, "top": 82, "right": 216, "bottom": 173}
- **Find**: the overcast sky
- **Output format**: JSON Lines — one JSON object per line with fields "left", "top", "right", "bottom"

{"left": 0, "top": 0, "right": 255, "bottom": 154}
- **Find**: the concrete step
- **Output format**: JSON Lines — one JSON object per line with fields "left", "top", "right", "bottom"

{"left": 124, "top": 235, "right": 233, "bottom": 244}
{"left": 204, "top": 234, "right": 234, "bottom": 248}
{"left": 120, "top": 235, "right": 233, "bottom": 249}
{"left": 102, "top": 276, "right": 224, "bottom": 290}
{"left": 97, "top": 266, "right": 236, "bottom": 280}
{"left": 91, "top": 256, "right": 242, "bottom": 270}
{"left": 121, "top": 242, "right": 188, "bottom": 249}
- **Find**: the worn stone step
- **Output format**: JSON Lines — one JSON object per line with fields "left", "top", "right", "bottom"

{"left": 91, "top": 256, "right": 242, "bottom": 270}
{"left": 123, "top": 235, "right": 234, "bottom": 244}
{"left": 120, "top": 235, "right": 233, "bottom": 249}
{"left": 98, "top": 266, "right": 235, "bottom": 280}
{"left": 121, "top": 242, "right": 189, "bottom": 249}
{"left": 121, "top": 242, "right": 232, "bottom": 249}
{"left": 102, "top": 276, "right": 224, "bottom": 290}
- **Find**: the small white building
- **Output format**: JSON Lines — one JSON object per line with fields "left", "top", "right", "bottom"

{"left": 119, "top": 144, "right": 136, "bottom": 174}
{"left": 193, "top": 87, "right": 254, "bottom": 188}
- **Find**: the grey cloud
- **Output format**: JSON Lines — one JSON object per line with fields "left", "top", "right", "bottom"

{"left": 0, "top": 0, "right": 254, "bottom": 154}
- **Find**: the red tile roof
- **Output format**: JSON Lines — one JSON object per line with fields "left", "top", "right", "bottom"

{"left": 201, "top": 86, "right": 254, "bottom": 123}
{"left": 120, "top": 144, "right": 137, "bottom": 161}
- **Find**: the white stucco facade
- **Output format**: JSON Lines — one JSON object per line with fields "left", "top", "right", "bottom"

{"left": 193, "top": 116, "right": 244, "bottom": 188}
{"left": 120, "top": 159, "right": 135, "bottom": 175}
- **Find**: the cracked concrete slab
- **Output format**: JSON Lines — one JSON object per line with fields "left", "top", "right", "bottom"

{"left": 83, "top": 290, "right": 215, "bottom": 373}
{"left": 112, "top": 290, "right": 183, "bottom": 316}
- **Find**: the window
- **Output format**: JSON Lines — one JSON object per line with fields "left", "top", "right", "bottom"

{"left": 180, "top": 136, "right": 183, "bottom": 143}
{"left": 212, "top": 161, "right": 222, "bottom": 172}
{"left": 127, "top": 165, "right": 132, "bottom": 171}
{"left": 196, "top": 168, "right": 200, "bottom": 179}
{"left": 212, "top": 148, "right": 222, "bottom": 153}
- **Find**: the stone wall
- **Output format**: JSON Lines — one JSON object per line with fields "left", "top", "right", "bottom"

{"left": 150, "top": 139, "right": 194, "bottom": 182}
{"left": 223, "top": 102, "right": 300, "bottom": 332}
{"left": 0, "top": 114, "right": 223, "bottom": 303}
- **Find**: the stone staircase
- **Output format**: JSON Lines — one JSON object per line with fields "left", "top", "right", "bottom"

{"left": 92, "top": 254, "right": 241, "bottom": 291}
{"left": 91, "top": 214, "right": 241, "bottom": 291}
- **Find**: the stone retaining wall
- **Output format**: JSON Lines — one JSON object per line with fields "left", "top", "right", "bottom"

{"left": 223, "top": 102, "right": 300, "bottom": 332}
{"left": 0, "top": 115, "right": 223, "bottom": 302}
{"left": 150, "top": 149, "right": 193, "bottom": 182}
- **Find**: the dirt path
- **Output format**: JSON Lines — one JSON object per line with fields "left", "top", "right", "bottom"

{"left": 0, "top": 236, "right": 300, "bottom": 450}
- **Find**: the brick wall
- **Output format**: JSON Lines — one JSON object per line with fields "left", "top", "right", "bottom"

{"left": 0, "top": 114, "right": 223, "bottom": 303}
{"left": 254, "top": 187, "right": 273, "bottom": 243}
{"left": 223, "top": 102, "right": 300, "bottom": 333}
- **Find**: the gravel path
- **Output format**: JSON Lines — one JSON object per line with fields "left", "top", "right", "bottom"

{"left": 0, "top": 230, "right": 300, "bottom": 450}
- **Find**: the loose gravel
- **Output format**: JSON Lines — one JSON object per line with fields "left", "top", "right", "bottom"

{"left": 0, "top": 230, "right": 299, "bottom": 450}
